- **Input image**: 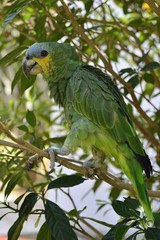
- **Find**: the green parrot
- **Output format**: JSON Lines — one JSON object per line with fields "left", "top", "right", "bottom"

{"left": 23, "top": 42, "right": 153, "bottom": 221}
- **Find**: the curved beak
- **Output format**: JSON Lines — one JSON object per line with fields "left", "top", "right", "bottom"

{"left": 23, "top": 58, "right": 42, "bottom": 78}
{"left": 23, "top": 59, "right": 34, "bottom": 78}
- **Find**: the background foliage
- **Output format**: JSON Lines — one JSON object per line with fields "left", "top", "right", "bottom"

{"left": 0, "top": 0, "right": 160, "bottom": 239}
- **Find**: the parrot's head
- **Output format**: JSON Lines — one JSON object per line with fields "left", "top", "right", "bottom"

{"left": 23, "top": 42, "right": 79, "bottom": 79}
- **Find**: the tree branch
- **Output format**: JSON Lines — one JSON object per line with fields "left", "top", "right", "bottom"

{"left": 0, "top": 121, "right": 160, "bottom": 199}
{"left": 144, "top": 0, "right": 160, "bottom": 16}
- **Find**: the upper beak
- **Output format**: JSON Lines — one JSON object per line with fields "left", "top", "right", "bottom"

{"left": 23, "top": 59, "right": 37, "bottom": 78}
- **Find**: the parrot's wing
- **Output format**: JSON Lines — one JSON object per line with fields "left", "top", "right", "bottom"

{"left": 69, "top": 65, "right": 150, "bottom": 164}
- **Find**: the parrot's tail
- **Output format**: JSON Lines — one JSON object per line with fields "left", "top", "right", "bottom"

{"left": 118, "top": 153, "right": 154, "bottom": 222}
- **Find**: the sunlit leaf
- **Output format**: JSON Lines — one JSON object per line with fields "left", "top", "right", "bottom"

{"left": 26, "top": 110, "right": 37, "bottom": 127}
{"left": 20, "top": 74, "right": 36, "bottom": 95}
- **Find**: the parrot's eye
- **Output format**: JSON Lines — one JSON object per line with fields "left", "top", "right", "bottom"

{"left": 40, "top": 50, "right": 48, "bottom": 57}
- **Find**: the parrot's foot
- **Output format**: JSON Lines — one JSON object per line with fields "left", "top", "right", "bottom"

{"left": 26, "top": 147, "right": 70, "bottom": 171}
{"left": 45, "top": 147, "right": 70, "bottom": 170}
{"left": 26, "top": 153, "right": 43, "bottom": 170}
{"left": 83, "top": 160, "right": 102, "bottom": 178}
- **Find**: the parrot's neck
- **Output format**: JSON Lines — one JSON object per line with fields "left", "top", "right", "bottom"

{"left": 47, "top": 62, "right": 78, "bottom": 106}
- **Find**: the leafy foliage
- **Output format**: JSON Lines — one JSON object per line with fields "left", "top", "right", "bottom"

{"left": 0, "top": 0, "right": 160, "bottom": 239}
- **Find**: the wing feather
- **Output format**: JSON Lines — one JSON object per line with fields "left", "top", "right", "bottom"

{"left": 68, "top": 65, "right": 152, "bottom": 177}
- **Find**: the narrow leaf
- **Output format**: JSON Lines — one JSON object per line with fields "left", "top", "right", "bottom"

{"left": 45, "top": 200, "right": 78, "bottom": 240}
{"left": 47, "top": 174, "right": 86, "bottom": 190}
{"left": 0, "top": 46, "right": 27, "bottom": 66}
{"left": 137, "top": 51, "right": 149, "bottom": 64}
{"left": 141, "top": 61, "right": 160, "bottom": 72}
{"left": 11, "top": 67, "right": 23, "bottom": 93}
{"left": 4, "top": 1, "right": 31, "bottom": 27}
{"left": 19, "top": 192, "right": 38, "bottom": 218}
{"left": 119, "top": 68, "right": 135, "bottom": 76}
{"left": 14, "top": 192, "right": 26, "bottom": 205}
{"left": 5, "top": 172, "right": 23, "bottom": 199}
{"left": 8, "top": 216, "right": 25, "bottom": 240}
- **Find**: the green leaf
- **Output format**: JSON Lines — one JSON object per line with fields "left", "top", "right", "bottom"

{"left": 47, "top": 174, "right": 86, "bottom": 190}
{"left": 19, "top": 192, "right": 38, "bottom": 218}
{"left": 144, "top": 83, "right": 155, "bottom": 96}
{"left": 145, "top": 227, "right": 160, "bottom": 240}
{"left": 124, "top": 197, "right": 140, "bottom": 211}
{"left": 20, "top": 74, "right": 36, "bottom": 95}
{"left": 124, "top": 75, "right": 139, "bottom": 95}
{"left": 143, "top": 73, "right": 154, "bottom": 84}
{"left": 4, "top": 1, "right": 31, "bottom": 27}
{"left": 119, "top": 68, "right": 135, "bottom": 76}
{"left": 112, "top": 200, "right": 132, "bottom": 218}
{"left": 126, "top": 231, "right": 139, "bottom": 240}
{"left": 0, "top": 46, "right": 27, "bottom": 66}
{"left": 84, "top": 0, "right": 93, "bottom": 13}
{"left": 26, "top": 110, "right": 36, "bottom": 127}
{"left": 11, "top": 67, "right": 23, "bottom": 93}
{"left": 18, "top": 124, "right": 29, "bottom": 133}
{"left": 37, "top": 222, "right": 56, "bottom": 240}
{"left": 102, "top": 220, "right": 128, "bottom": 240}
{"left": 8, "top": 216, "right": 25, "bottom": 240}
{"left": 153, "top": 213, "right": 160, "bottom": 228}
{"left": 128, "top": 75, "right": 139, "bottom": 88}
{"left": 14, "top": 192, "right": 26, "bottom": 205}
{"left": 109, "top": 188, "right": 121, "bottom": 201}
{"left": 137, "top": 51, "right": 149, "bottom": 65}
{"left": 115, "top": 224, "right": 130, "bottom": 240}
{"left": 84, "top": 216, "right": 113, "bottom": 228}
{"left": 45, "top": 199, "right": 78, "bottom": 240}
{"left": 5, "top": 172, "right": 23, "bottom": 199}
{"left": 141, "top": 61, "right": 160, "bottom": 72}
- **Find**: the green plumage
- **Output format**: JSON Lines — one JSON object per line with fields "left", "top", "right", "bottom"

{"left": 23, "top": 42, "right": 153, "bottom": 221}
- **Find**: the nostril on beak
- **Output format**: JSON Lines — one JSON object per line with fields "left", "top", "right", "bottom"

{"left": 26, "top": 55, "right": 32, "bottom": 60}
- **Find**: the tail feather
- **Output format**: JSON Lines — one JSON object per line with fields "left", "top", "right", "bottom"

{"left": 135, "top": 153, "right": 152, "bottom": 178}
{"left": 118, "top": 153, "right": 154, "bottom": 221}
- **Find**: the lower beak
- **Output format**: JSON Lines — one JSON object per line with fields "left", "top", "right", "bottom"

{"left": 23, "top": 59, "right": 42, "bottom": 78}
{"left": 23, "top": 59, "right": 35, "bottom": 78}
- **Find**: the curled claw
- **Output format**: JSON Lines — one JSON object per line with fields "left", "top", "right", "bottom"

{"left": 45, "top": 147, "right": 70, "bottom": 170}
{"left": 26, "top": 153, "right": 43, "bottom": 170}
{"left": 26, "top": 147, "right": 70, "bottom": 171}
{"left": 45, "top": 148, "right": 56, "bottom": 170}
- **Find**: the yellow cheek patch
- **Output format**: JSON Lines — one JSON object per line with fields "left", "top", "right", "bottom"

{"left": 33, "top": 55, "right": 51, "bottom": 75}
